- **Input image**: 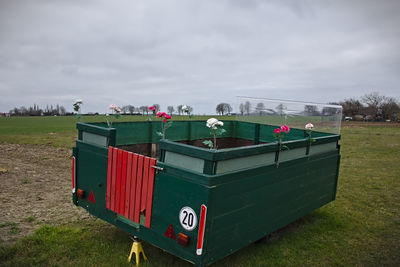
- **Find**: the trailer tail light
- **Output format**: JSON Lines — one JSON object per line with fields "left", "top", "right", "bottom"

{"left": 196, "top": 204, "right": 207, "bottom": 255}
{"left": 177, "top": 233, "right": 190, "bottom": 247}
{"left": 77, "top": 189, "right": 85, "bottom": 199}
{"left": 72, "top": 156, "right": 76, "bottom": 193}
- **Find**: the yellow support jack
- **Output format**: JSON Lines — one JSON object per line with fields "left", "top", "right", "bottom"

{"left": 128, "top": 236, "right": 147, "bottom": 266}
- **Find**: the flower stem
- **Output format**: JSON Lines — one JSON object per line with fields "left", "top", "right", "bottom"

{"left": 213, "top": 133, "right": 217, "bottom": 149}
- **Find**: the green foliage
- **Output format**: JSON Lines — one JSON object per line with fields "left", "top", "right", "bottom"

{"left": 211, "top": 127, "right": 226, "bottom": 136}
{"left": 105, "top": 113, "right": 122, "bottom": 128}
{"left": 202, "top": 140, "right": 213, "bottom": 149}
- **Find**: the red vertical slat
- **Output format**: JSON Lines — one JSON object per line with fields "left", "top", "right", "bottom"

{"left": 129, "top": 154, "right": 138, "bottom": 221}
{"left": 110, "top": 148, "right": 118, "bottom": 211}
{"left": 141, "top": 157, "right": 150, "bottom": 213}
{"left": 120, "top": 151, "right": 128, "bottom": 215}
{"left": 72, "top": 157, "right": 75, "bottom": 191}
{"left": 106, "top": 147, "right": 113, "bottom": 209}
{"left": 134, "top": 155, "right": 144, "bottom": 223}
{"left": 124, "top": 152, "right": 133, "bottom": 218}
{"left": 145, "top": 158, "right": 157, "bottom": 228}
{"left": 115, "top": 149, "right": 123, "bottom": 214}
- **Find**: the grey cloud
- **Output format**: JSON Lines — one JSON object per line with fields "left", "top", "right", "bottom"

{"left": 0, "top": 0, "right": 399, "bottom": 114}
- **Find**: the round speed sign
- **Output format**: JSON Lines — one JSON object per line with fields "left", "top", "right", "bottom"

{"left": 179, "top": 206, "right": 198, "bottom": 231}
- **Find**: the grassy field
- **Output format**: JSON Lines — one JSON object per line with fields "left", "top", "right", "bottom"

{"left": 0, "top": 115, "right": 218, "bottom": 148}
{"left": 0, "top": 118, "right": 399, "bottom": 266}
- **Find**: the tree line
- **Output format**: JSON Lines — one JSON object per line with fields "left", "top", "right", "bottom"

{"left": 333, "top": 92, "right": 399, "bottom": 121}
{"left": 5, "top": 92, "right": 399, "bottom": 121}
{"left": 119, "top": 104, "right": 193, "bottom": 116}
{"left": 5, "top": 103, "right": 194, "bottom": 117}
{"left": 8, "top": 104, "right": 67, "bottom": 116}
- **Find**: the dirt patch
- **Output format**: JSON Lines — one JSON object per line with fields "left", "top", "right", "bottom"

{"left": 0, "top": 143, "right": 90, "bottom": 246}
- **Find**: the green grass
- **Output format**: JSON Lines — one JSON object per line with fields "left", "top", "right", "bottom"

{"left": 0, "top": 115, "right": 229, "bottom": 148}
{"left": 0, "top": 223, "right": 21, "bottom": 235}
{"left": 0, "top": 120, "right": 399, "bottom": 266}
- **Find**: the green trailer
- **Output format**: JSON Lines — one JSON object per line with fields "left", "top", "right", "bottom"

{"left": 72, "top": 102, "right": 342, "bottom": 266}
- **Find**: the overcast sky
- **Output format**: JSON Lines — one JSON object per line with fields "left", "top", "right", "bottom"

{"left": 1, "top": 0, "right": 399, "bottom": 114}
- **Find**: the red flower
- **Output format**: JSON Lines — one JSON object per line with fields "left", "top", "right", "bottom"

{"left": 163, "top": 119, "right": 166, "bottom": 123}
{"left": 149, "top": 106, "right": 156, "bottom": 111}
{"left": 274, "top": 128, "right": 281, "bottom": 134}
{"left": 163, "top": 114, "right": 171, "bottom": 119}
{"left": 281, "top": 125, "right": 290, "bottom": 133}
{"left": 156, "top": 112, "right": 166, "bottom": 118}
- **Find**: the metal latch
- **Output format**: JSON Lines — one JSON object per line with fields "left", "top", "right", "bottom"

{"left": 151, "top": 166, "right": 164, "bottom": 173}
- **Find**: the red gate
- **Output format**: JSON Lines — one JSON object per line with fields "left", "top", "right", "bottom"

{"left": 106, "top": 147, "right": 157, "bottom": 228}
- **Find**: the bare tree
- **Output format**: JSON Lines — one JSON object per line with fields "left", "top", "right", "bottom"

{"left": 304, "top": 105, "right": 319, "bottom": 116}
{"left": 121, "top": 106, "right": 130, "bottom": 114}
{"left": 362, "top": 92, "right": 384, "bottom": 120}
{"left": 239, "top": 103, "right": 245, "bottom": 115}
{"left": 152, "top": 104, "right": 160, "bottom": 112}
{"left": 244, "top": 101, "right": 251, "bottom": 115}
{"left": 275, "top": 104, "right": 286, "bottom": 116}
{"left": 139, "top": 106, "right": 147, "bottom": 115}
{"left": 128, "top": 105, "right": 135, "bottom": 114}
{"left": 381, "top": 97, "right": 400, "bottom": 121}
{"left": 216, "top": 103, "right": 232, "bottom": 115}
{"left": 167, "top": 106, "right": 174, "bottom": 115}
{"left": 339, "top": 98, "right": 363, "bottom": 117}
{"left": 216, "top": 103, "right": 224, "bottom": 115}
{"left": 60, "top": 106, "right": 66, "bottom": 115}
{"left": 177, "top": 105, "right": 183, "bottom": 115}
{"left": 226, "top": 104, "right": 232, "bottom": 114}
{"left": 255, "top": 102, "right": 265, "bottom": 116}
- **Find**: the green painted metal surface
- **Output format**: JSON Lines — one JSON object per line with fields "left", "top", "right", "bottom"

{"left": 81, "top": 131, "right": 108, "bottom": 147}
{"left": 164, "top": 151, "right": 205, "bottom": 173}
{"left": 73, "top": 120, "right": 341, "bottom": 266}
{"left": 216, "top": 152, "right": 275, "bottom": 174}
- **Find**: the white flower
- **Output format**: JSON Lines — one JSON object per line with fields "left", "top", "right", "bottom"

{"left": 182, "top": 105, "right": 188, "bottom": 111}
{"left": 206, "top": 118, "right": 218, "bottom": 127}
{"left": 206, "top": 118, "right": 223, "bottom": 129}
{"left": 305, "top": 123, "right": 314, "bottom": 130}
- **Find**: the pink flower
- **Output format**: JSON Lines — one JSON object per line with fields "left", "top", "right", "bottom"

{"left": 163, "top": 114, "right": 171, "bottom": 119}
{"left": 149, "top": 106, "right": 156, "bottom": 111}
{"left": 163, "top": 119, "right": 167, "bottom": 123}
{"left": 305, "top": 123, "right": 314, "bottom": 130}
{"left": 109, "top": 104, "right": 121, "bottom": 113}
{"left": 156, "top": 112, "right": 166, "bottom": 118}
{"left": 274, "top": 128, "right": 281, "bottom": 134}
{"left": 281, "top": 125, "right": 290, "bottom": 133}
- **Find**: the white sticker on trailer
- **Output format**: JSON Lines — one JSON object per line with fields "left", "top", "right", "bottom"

{"left": 179, "top": 206, "right": 198, "bottom": 231}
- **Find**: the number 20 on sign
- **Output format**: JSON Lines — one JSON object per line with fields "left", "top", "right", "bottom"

{"left": 179, "top": 206, "right": 198, "bottom": 231}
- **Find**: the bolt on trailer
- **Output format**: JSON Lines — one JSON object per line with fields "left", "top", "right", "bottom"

{"left": 72, "top": 98, "right": 342, "bottom": 266}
